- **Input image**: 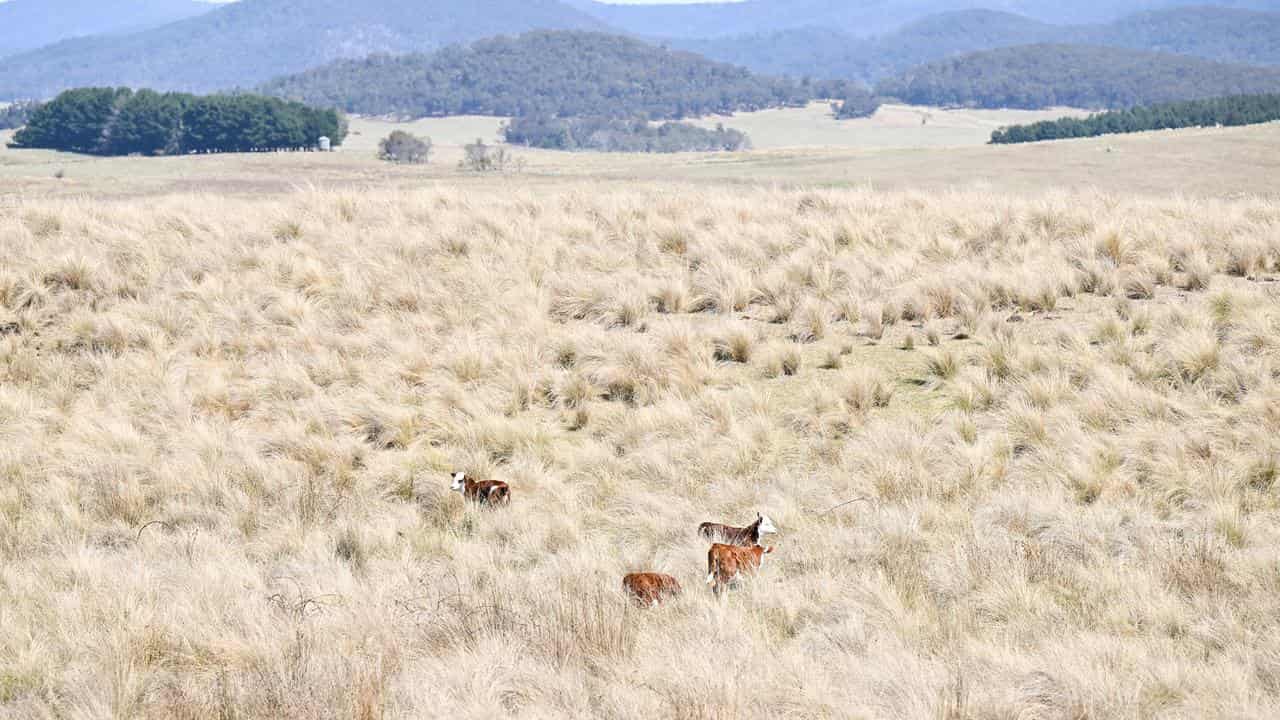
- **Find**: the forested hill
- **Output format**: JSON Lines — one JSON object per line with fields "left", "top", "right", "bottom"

{"left": 875, "top": 44, "right": 1280, "bottom": 110}
{"left": 0, "top": 0, "right": 604, "bottom": 101}
{"left": 672, "top": 6, "right": 1280, "bottom": 83}
{"left": 1090, "top": 7, "right": 1280, "bottom": 67}
{"left": 259, "top": 31, "right": 819, "bottom": 120}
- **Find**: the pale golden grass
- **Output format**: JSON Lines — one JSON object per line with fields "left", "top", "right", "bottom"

{"left": 1, "top": 185, "right": 1280, "bottom": 718}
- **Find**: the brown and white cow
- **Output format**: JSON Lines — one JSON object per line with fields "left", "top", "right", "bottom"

{"left": 698, "top": 512, "right": 778, "bottom": 547}
{"left": 449, "top": 471, "right": 510, "bottom": 506}
{"left": 706, "top": 543, "right": 773, "bottom": 595}
{"left": 622, "top": 572, "right": 681, "bottom": 607}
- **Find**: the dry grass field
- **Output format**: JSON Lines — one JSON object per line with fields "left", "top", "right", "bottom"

{"left": 4, "top": 119, "right": 1280, "bottom": 202}
{"left": 3, "top": 178, "right": 1280, "bottom": 718}
{"left": 684, "top": 102, "right": 1090, "bottom": 150}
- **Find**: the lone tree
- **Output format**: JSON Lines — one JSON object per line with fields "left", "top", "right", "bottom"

{"left": 377, "top": 130, "right": 431, "bottom": 164}
{"left": 460, "top": 138, "right": 513, "bottom": 172}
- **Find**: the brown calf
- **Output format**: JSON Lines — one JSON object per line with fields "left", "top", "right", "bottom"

{"left": 706, "top": 543, "right": 773, "bottom": 595}
{"left": 622, "top": 573, "right": 681, "bottom": 606}
{"left": 449, "top": 471, "right": 510, "bottom": 506}
{"left": 698, "top": 512, "right": 778, "bottom": 547}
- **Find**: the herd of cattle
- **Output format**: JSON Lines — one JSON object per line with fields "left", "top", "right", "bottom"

{"left": 449, "top": 471, "right": 777, "bottom": 606}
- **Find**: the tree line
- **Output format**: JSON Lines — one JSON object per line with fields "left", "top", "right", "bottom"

{"left": 502, "top": 116, "right": 749, "bottom": 153}
{"left": 875, "top": 44, "right": 1280, "bottom": 111}
{"left": 9, "top": 87, "right": 346, "bottom": 155}
{"left": 991, "top": 93, "right": 1280, "bottom": 144}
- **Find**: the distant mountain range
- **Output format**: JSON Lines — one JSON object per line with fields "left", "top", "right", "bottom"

{"left": 566, "top": 0, "right": 1280, "bottom": 38}
{"left": 2, "top": 0, "right": 1280, "bottom": 105}
{"left": 0, "top": 0, "right": 220, "bottom": 58}
{"left": 0, "top": 0, "right": 604, "bottom": 99}
{"left": 875, "top": 43, "right": 1280, "bottom": 108}
{"left": 675, "top": 6, "right": 1280, "bottom": 82}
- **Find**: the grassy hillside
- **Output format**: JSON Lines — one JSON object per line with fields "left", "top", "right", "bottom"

{"left": 259, "top": 31, "right": 815, "bottom": 120}
{"left": 0, "top": 0, "right": 605, "bottom": 100}
{"left": 3, "top": 182, "right": 1280, "bottom": 718}
{"left": 876, "top": 43, "right": 1280, "bottom": 109}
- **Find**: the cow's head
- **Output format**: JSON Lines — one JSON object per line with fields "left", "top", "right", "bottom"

{"left": 757, "top": 512, "right": 778, "bottom": 536}
{"left": 449, "top": 471, "right": 467, "bottom": 491}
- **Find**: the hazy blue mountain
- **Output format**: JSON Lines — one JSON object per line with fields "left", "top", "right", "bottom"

{"left": 0, "top": 0, "right": 220, "bottom": 57}
{"left": 875, "top": 43, "right": 1280, "bottom": 108}
{"left": 5, "top": 0, "right": 1280, "bottom": 102}
{"left": 673, "top": 9, "right": 1060, "bottom": 81}
{"left": 0, "top": 0, "right": 606, "bottom": 100}
{"left": 568, "top": 0, "right": 1280, "bottom": 39}
{"left": 672, "top": 6, "right": 1280, "bottom": 82}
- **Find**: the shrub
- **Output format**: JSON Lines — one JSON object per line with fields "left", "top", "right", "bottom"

{"left": 832, "top": 87, "right": 882, "bottom": 119}
{"left": 377, "top": 130, "right": 432, "bottom": 164}
{"left": 461, "top": 138, "right": 515, "bottom": 172}
{"left": 503, "top": 115, "right": 750, "bottom": 153}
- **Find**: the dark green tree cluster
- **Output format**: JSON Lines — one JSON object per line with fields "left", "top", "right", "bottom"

{"left": 875, "top": 44, "right": 1280, "bottom": 110}
{"left": 9, "top": 87, "right": 346, "bottom": 155}
{"left": 0, "top": 100, "right": 42, "bottom": 130}
{"left": 261, "top": 31, "right": 814, "bottom": 121}
{"left": 378, "top": 130, "right": 432, "bottom": 163}
{"left": 502, "top": 115, "right": 749, "bottom": 153}
{"left": 991, "top": 93, "right": 1280, "bottom": 144}
{"left": 832, "top": 87, "right": 882, "bottom": 119}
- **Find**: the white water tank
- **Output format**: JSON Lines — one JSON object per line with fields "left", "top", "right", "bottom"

{"left": 318, "top": 136, "right": 331, "bottom": 152}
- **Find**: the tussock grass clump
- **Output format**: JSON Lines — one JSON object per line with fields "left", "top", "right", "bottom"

{"left": 923, "top": 347, "right": 962, "bottom": 381}
{"left": 842, "top": 369, "right": 895, "bottom": 412}
{"left": 712, "top": 323, "right": 755, "bottom": 364}
{"left": 761, "top": 343, "right": 803, "bottom": 378}
{"left": 3, "top": 186, "right": 1280, "bottom": 719}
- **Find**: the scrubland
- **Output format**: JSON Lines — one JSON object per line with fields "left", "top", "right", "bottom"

{"left": 2, "top": 184, "right": 1280, "bottom": 719}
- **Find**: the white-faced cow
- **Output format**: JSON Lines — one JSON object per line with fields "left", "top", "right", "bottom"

{"left": 622, "top": 572, "right": 681, "bottom": 607}
{"left": 698, "top": 512, "right": 778, "bottom": 547}
{"left": 449, "top": 471, "right": 510, "bottom": 507}
{"left": 706, "top": 543, "right": 773, "bottom": 595}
